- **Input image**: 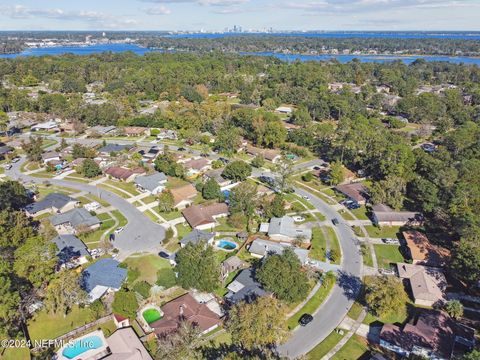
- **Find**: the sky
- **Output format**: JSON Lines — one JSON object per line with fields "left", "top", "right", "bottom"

{"left": 0, "top": 0, "right": 479, "bottom": 31}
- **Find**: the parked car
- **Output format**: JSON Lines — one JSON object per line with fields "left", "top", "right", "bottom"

{"left": 332, "top": 218, "right": 339, "bottom": 226}
{"left": 382, "top": 238, "right": 399, "bottom": 245}
{"left": 312, "top": 166, "right": 321, "bottom": 170}
{"left": 299, "top": 313, "right": 314, "bottom": 326}
{"left": 177, "top": 147, "right": 186, "bottom": 152}
{"left": 159, "top": 251, "right": 170, "bottom": 259}
{"left": 292, "top": 216, "right": 305, "bottom": 223}
{"left": 379, "top": 268, "right": 396, "bottom": 276}
{"left": 3, "top": 164, "right": 12, "bottom": 170}
{"left": 11, "top": 157, "right": 20, "bottom": 163}
{"left": 348, "top": 203, "right": 361, "bottom": 210}
{"left": 114, "top": 227, "right": 124, "bottom": 234}
{"left": 302, "top": 195, "right": 310, "bottom": 201}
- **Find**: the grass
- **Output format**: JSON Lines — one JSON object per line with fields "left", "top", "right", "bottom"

{"left": 350, "top": 206, "right": 370, "bottom": 221}
{"left": 166, "top": 176, "right": 190, "bottom": 189}
{"left": 1, "top": 347, "right": 31, "bottom": 360}
{"left": 98, "top": 184, "right": 130, "bottom": 199}
{"left": 338, "top": 209, "right": 355, "bottom": 221}
{"left": 361, "top": 244, "right": 374, "bottom": 267}
{"left": 374, "top": 244, "right": 405, "bottom": 269}
{"left": 80, "top": 218, "right": 115, "bottom": 247}
{"left": 214, "top": 269, "right": 241, "bottom": 297}
{"left": 158, "top": 209, "right": 182, "bottom": 221}
{"left": 287, "top": 272, "right": 336, "bottom": 329}
{"left": 364, "top": 225, "right": 401, "bottom": 239}
{"left": 122, "top": 254, "right": 171, "bottom": 286}
{"left": 104, "top": 180, "right": 139, "bottom": 196}
{"left": 111, "top": 210, "right": 128, "bottom": 227}
{"left": 214, "top": 217, "right": 241, "bottom": 232}
{"left": 307, "top": 330, "right": 345, "bottom": 360}
{"left": 331, "top": 335, "right": 370, "bottom": 360}
{"left": 294, "top": 182, "right": 337, "bottom": 205}
{"left": 176, "top": 223, "right": 191, "bottom": 240}
{"left": 363, "top": 302, "right": 410, "bottom": 326}
{"left": 347, "top": 302, "right": 364, "bottom": 321}
{"left": 310, "top": 227, "right": 327, "bottom": 261}
{"left": 325, "top": 226, "right": 341, "bottom": 265}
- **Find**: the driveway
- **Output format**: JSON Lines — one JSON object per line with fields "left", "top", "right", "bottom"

{"left": 6, "top": 157, "right": 166, "bottom": 256}
{"left": 277, "top": 187, "right": 363, "bottom": 359}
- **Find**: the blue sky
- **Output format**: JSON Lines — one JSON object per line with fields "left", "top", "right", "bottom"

{"left": 0, "top": 0, "right": 478, "bottom": 31}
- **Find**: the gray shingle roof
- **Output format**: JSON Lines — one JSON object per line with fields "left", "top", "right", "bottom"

{"left": 98, "top": 143, "right": 131, "bottom": 154}
{"left": 134, "top": 172, "right": 167, "bottom": 193}
{"left": 52, "top": 234, "right": 89, "bottom": 264}
{"left": 180, "top": 229, "right": 214, "bottom": 247}
{"left": 25, "top": 193, "right": 77, "bottom": 214}
{"left": 268, "top": 216, "right": 312, "bottom": 240}
{"left": 81, "top": 259, "right": 127, "bottom": 293}
{"left": 225, "top": 268, "right": 268, "bottom": 304}
{"left": 50, "top": 208, "right": 100, "bottom": 228}
{"left": 249, "top": 238, "right": 309, "bottom": 264}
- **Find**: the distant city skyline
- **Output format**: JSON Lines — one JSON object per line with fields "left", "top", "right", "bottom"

{"left": 0, "top": 0, "right": 479, "bottom": 31}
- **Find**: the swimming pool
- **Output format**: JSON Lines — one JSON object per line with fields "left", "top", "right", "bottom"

{"left": 62, "top": 335, "right": 104, "bottom": 359}
{"left": 143, "top": 308, "right": 162, "bottom": 324}
{"left": 216, "top": 239, "right": 238, "bottom": 251}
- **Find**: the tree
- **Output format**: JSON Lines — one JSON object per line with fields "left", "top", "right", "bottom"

{"left": 461, "top": 350, "right": 480, "bottom": 360}
{"left": 329, "top": 161, "right": 344, "bottom": 185}
{"left": 155, "top": 321, "right": 201, "bottom": 360}
{"left": 229, "top": 182, "right": 258, "bottom": 230}
{"left": 215, "top": 123, "right": 241, "bottom": 155}
{"left": 0, "top": 181, "right": 30, "bottom": 210}
{"left": 112, "top": 288, "right": 138, "bottom": 319}
{"left": 227, "top": 297, "right": 288, "bottom": 351}
{"left": 81, "top": 158, "right": 102, "bottom": 178}
{"left": 275, "top": 156, "right": 294, "bottom": 193}
{"left": 45, "top": 270, "right": 88, "bottom": 315}
{"left": 202, "top": 178, "right": 221, "bottom": 200}
{"left": 22, "top": 136, "right": 43, "bottom": 162}
{"left": 222, "top": 161, "right": 252, "bottom": 182}
{"left": 451, "top": 234, "right": 480, "bottom": 286}
{"left": 263, "top": 194, "right": 286, "bottom": 219}
{"left": 256, "top": 248, "right": 309, "bottom": 303}
{"left": 175, "top": 242, "right": 220, "bottom": 292}
{"left": 364, "top": 276, "right": 408, "bottom": 318}
{"left": 370, "top": 175, "right": 407, "bottom": 210}
{"left": 158, "top": 189, "right": 175, "bottom": 213}
{"left": 444, "top": 300, "right": 463, "bottom": 319}
{"left": 251, "top": 155, "right": 265, "bottom": 168}
{"left": 0, "top": 110, "right": 8, "bottom": 134}
{"left": 291, "top": 106, "right": 312, "bottom": 126}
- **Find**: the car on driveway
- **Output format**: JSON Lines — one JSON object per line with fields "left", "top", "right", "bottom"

{"left": 293, "top": 216, "right": 305, "bottom": 223}
{"left": 11, "top": 157, "right": 20, "bottom": 163}
{"left": 379, "top": 268, "right": 396, "bottom": 276}
{"left": 159, "top": 251, "right": 170, "bottom": 259}
{"left": 114, "top": 227, "right": 124, "bottom": 234}
{"left": 332, "top": 218, "right": 339, "bottom": 226}
{"left": 382, "top": 238, "right": 400, "bottom": 245}
{"left": 299, "top": 313, "right": 314, "bottom": 326}
{"left": 3, "top": 164, "right": 12, "bottom": 170}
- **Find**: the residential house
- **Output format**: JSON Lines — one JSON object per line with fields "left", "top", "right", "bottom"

{"left": 248, "top": 238, "right": 309, "bottom": 265}
{"left": 134, "top": 172, "right": 168, "bottom": 195}
{"left": 60, "top": 121, "right": 77, "bottom": 134}
{"left": 180, "top": 229, "right": 215, "bottom": 248}
{"left": 245, "top": 145, "right": 282, "bottom": 163}
{"left": 0, "top": 145, "right": 13, "bottom": 160}
{"left": 275, "top": 106, "right": 293, "bottom": 114}
{"left": 52, "top": 234, "right": 89, "bottom": 268}
{"left": 371, "top": 204, "right": 423, "bottom": 227}
{"left": 203, "top": 169, "right": 232, "bottom": 189}
{"left": 31, "top": 119, "right": 59, "bottom": 132}
{"left": 157, "top": 129, "right": 178, "bottom": 140}
{"left": 98, "top": 143, "right": 132, "bottom": 157}
{"left": 396, "top": 263, "right": 447, "bottom": 307}
{"left": 170, "top": 184, "right": 198, "bottom": 209}
{"left": 113, "top": 314, "right": 130, "bottom": 329}
{"left": 138, "top": 146, "right": 161, "bottom": 163}
{"left": 25, "top": 193, "right": 79, "bottom": 217}
{"left": 182, "top": 157, "right": 211, "bottom": 178}
{"left": 123, "top": 126, "right": 148, "bottom": 137}
{"left": 105, "top": 166, "right": 146, "bottom": 182}
{"left": 376, "top": 84, "right": 391, "bottom": 93}
{"left": 225, "top": 268, "right": 269, "bottom": 304}
{"left": 264, "top": 216, "right": 312, "bottom": 243}
{"left": 86, "top": 125, "right": 117, "bottom": 137}
{"left": 379, "top": 310, "right": 475, "bottom": 360}
{"left": 151, "top": 293, "right": 221, "bottom": 337}
{"left": 50, "top": 208, "right": 101, "bottom": 234}
{"left": 403, "top": 231, "right": 450, "bottom": 267}
{"left": 221, "top": 256, "right": 246, "bottom": 280}
{"left": 41, "top": 151, "right": 61, "bottom": 165}
{"left": 81, "top": 259, "right": 127, "bottom": 302}
{"left": 335, "top": 182, "right": 368, "bottom": 205}
{"left": 182, "top": 203, "right": 229, "bottom": 230}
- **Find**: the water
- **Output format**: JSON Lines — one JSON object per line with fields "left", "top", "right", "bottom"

{"left": 217, "top": 239, "right": 238, "bottom": 251}
{"left": 62, "top": 335, "right": 104, "bottom": 359}
{"left": 1, "top": 42, "right": 479, "bottom": 65}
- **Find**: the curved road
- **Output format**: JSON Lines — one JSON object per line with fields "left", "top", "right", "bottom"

{"left": 277, "top": 187, "right": 363, "bottom": 359}
{"left": 6, "top": 157, "right": 166, "bottom": 256}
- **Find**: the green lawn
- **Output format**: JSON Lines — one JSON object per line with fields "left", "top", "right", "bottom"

{"left": 307, "top": 331, "right": 345, "bottom": 360}
{"left": 338, "top": 209, "right": 355, "bottom": 221}
{"left": 331, "top": 335, "right": 370, "bottom": 360}
{"left": 294, "top": 182, "right": 337, "bottom": 205}
{"left": 111, "top": 210, "right": 128, "bottom": 227}
{"left": 364, "top": 225, "right": 401, "bottom": 239}
{"left": 363, "top": 303, "right": 410, "bottom": 326}
{"left": 350, "top": 206, "right": 370, "bottom": 221}
{"left": 80, "top": 218, "right": 115, "bottom": 247}
{"left": 374, "top": 244, "right": 405, "bottom": 269}
{"left": 214, "top": 269, "right": 241, "bottom": 297}
{"left": 158, "top": 210, "right": 182, "bottom": 221}
{"left": 361, "top": 244, "right": 374, "bottom": 267}
{"left": 287, "top": 273, "right": 336, "bottom": 329}
{"left": 1, "top": 346, "right": 31, "bottom": 360}
{"left": 310, "top": 227, "right": 327, "bottom": 261}
{"left": 325, "top": 226, "right": 341, "bottom": 265}
{"left": 166, "top": 176, "right": 190, "bottom": 189}
{"left": 347, "top": 302, "right": 364, "bottom": 321}
{"left": 214, "top": 217, "right": 242, "bottom": 232}
{"left": 122, "top": 254, "right": 171, "bottom": 286}
{"left": 104, "top": 180, "right": 140, "bottom": 196}
{"left": 176, "top": 223, "right": 192, "bottom": 240}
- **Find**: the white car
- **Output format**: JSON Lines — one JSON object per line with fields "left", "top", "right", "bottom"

{"left": 293, "top": 216, "right": 306, "bottom": 223}
{"left": 302, "top": 195, "right": 310, "bottom": 201}
{"left": 114, "top": 227, "right": 124, "bottom": 234}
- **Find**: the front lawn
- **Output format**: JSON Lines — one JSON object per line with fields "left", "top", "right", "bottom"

{"left": 176, "top": 223, "right": 191, "bottom": 240}
{"left": 347, "top": 301, "right": 364, "bottom": 321}
{"left": 307, "top": 330, "right": 345, "bottom": 360}
{"left": 364, "top": 225, "right": 401, "bottom": 239}
{"left": 310, "top": 227, "right": 327, "bottom": 261}
{"left": 350, "top": 206, "right": 370, "bottom": 221}
{"left": 331, "top": 335, "right": 370, "bottom": 360}
{"left": 373, "top": 244, "right": 405, "bottom": 269}
{"left": 361, "top": 244, "right": 374, "bottom": 267}
{"left": 122, "top": 254, "right": 171, "bottom": 286}
{"left": 158, "top": 209, "right": 182, "bottom": 221}
{"left": 104, "top": 180, "right": 139, "bottom": 196}
{"left": 338, "top": 209, "right": 355, "bottom": 221}
{"left": 326, "top": 226, "right": 341, "bottom": 265}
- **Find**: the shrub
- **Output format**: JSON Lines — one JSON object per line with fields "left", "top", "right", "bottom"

{"left": 133, "top": 281, "right": 152, "bottom": 299}
{"left": 156, "top": 268, "right": 176, "bottom": 289}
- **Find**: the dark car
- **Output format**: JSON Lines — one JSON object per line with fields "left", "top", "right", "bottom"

{"left": 332, "top": 218, "right": 340, "bottom": 226}
{"left": 299, "top": 313, "right": 314, "bottom": 326}
{"left": 159, "top": 251, "right": 170, "bottom": 259}
{"left": 177, "top": 147, "right": 186, "bottom": 152}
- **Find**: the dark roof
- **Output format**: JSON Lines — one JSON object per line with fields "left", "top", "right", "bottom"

{"left": 25, "top": 193, "right": 77, "bottom": 214}
{"left": 81, "top": 259, "right": 127, "bottom": 293}
{"left": 50, "top": 208, "right": 100, "bottom": 228}
{"left": 52, "top": 234, "right": 89, "bottom": 264}
{"left": 182, "top": 203, "right": 229, "bottom": 229}
{"left": 0, "top": 146, "right": 13, "bottom": 155}
{"left": 180, "top": 229, "right": 214, "bottom": 247}
{"left": 225, "top": 268, "right": 268, "bottom": 304}
{"left": 335, "top": 183, "right": 368, "bottom": 203}
{"left": 98, "top": 143, "right": 131, "bottom": 154}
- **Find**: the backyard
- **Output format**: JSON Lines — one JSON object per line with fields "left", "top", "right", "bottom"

{"left": 122, "top": 254, "right": 173, "bottom": 286}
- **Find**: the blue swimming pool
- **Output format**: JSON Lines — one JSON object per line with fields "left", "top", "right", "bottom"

{"left": 62, "top": 335, "right": 104, "bottom": 359}
{"left": 217, "top": 239, "right": 238, "bottom": 251}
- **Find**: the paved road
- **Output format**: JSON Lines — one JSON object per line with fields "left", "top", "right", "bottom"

{"left": 6, "top": 157, "right": 166, "bottom": 256}
{"left": 277, "top": 187, "right": 363, "bottom": 359}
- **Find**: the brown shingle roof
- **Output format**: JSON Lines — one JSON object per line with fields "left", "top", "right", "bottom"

{"left": 123, "top": 126, "right": 147, "bottom": 135}
{"left": 396, "top": 263, "right": 447, "bottom": 304}
{"left": 105, "top": 167, "right": 145, "bottom": 180}
{"left": 245, "top": 145, "right": 280, "bottom": 161}
{"left": 151, "top": 293, "right": 221, "bottom": 336}
{"left": 335, "top": 182, "right": 368, "bottom": 203}
{"left": 403, "top": 231, "right": 450, "bottom": 266}
{"left": 170, "top": 184, "right": 197, "bottom": 206}
{"left": 182, "top": 203, "right": 229, "bottom": 228}
{"left": 184, "top": 158, "right": 210, "bottom": 171}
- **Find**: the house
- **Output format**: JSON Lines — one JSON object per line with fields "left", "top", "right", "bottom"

{"left": 245, "top": 145, "right": 282, "bottom": 163}
{"left": 134, "top": 172, "right": 168, "bottom": 195}
{"left": 31, "top": 119, "right": 59, "bottom": 132}
{"left": 396, "top": 263, "right": 447, "bottom": 307}
{"left": 203, "top": 169, "right": 232, "bottom": 188}
{"left": 105, "top": 166, "right": 146, "bottom": 182}
{"left": 113, "top": 314, "right": 130, "bottom": 329}
{"left": 371, "top": 204, "right": 423, "bottom": 227}
{"left": 50, "top": 208, "right": 101, "bottom": 234}
{"left": 182, "top": 203, "right": 229, "bottom": 230}
{"left": 70, "top": 157, "right": 86, "bottom": 169}
{"left": 81, "top": 259, "right": 127, "bottom": 302}
{"left": 41, "top": 151, "right": 61, "bottom": 165}
{"left": 376, "top": 84, "right": 391, "bottom": 93}
{"left": 221, "top": 256, "right": 246, "bottom": 280}
{"left": 180, "top": 229, "right": 215, "bottom": 247}
{"left": 98, "top": 143, "right": 132, "bottom": 157}
{"left": 182, "top": 157, "right": 211, "bottom": 177}
{"left": 335, "top": 182, "right": 368, "bottom": 205}
{"left": 86, "top": 125, "right": 117, "bottom": 136}
{"left": 150, "top": 293, "right": 221, "bottom": 337}
{"left": 25, "top": 193, "right": 79, "bottom": 217}
{"left": 60, "top": 121, "right": 77, "bottom": 134}
{"left": 275, "top": 106, "right": 293, "bottom": 114}
{"left": 248, "top": 238, "right": 309, "bottom": 265}
{"left": 157, "top": 129, "right": 178, "bottom": 140}
{"left": 138, "top": 146, "right": 161, "bottom": 163}
{"left": 225, "top": 268, "right": 269, "bottom": 304}
{"left": 106, "top": 327, "right": 153, "bottom": 359}
{"left": 0, "top": 145, "right": 13, "bottom": 159}
{"left": 403, "top": 231, "right": 450, "bottom": 267}
{"left": 170, "top": 184, "right": 198, "bottom": 209}
{"left": 123, "top": 126, "right": 148, "bottom": 137}
{"left": 379, "top": 310, "right": 475, "bottom": 359}
{"left": 265, "top": 216, "right": 312, "bottom": 243}
{"left": 52, "top": 234, "right": 89, "bottom": 268}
